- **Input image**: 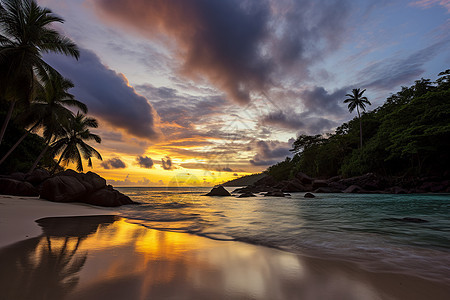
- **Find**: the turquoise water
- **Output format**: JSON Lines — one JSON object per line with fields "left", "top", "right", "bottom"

{"left": 116, "top": 187, "right": 450, "bottom": 283}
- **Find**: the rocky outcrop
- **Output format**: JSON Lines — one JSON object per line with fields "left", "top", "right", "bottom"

{"left": 205, "top": 186, "right": 231, "bottom": 196}
{"left": 0, "top": 169, "right": 136, "bottom": 207}
{"left": 84, "top": 185, "right": 135, "bottom": 207}
{"left": 0, "top": 178, "right": 38, "bottom": 196}
{"left": 232, "top": 171, "right": 450, "bottom": 195}
{"left": 304, "top": 192, "right": 315, "bottom": 198}
{"left": 264, "top": 190, "right": 286, "bottom": 197}
{"left": 39, "top": 170, "right": 135, "bottom": 207}
{"left": 237, "top": 192, "right": 256, "bottom": 198}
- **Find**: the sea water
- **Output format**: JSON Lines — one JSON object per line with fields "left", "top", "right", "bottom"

{"left": 116, "top": 187, "right": 450, "bottom": 283}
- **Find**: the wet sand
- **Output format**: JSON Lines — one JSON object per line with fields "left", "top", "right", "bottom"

{"left": 0, "top": 195, "right": 449, "bottom": 299}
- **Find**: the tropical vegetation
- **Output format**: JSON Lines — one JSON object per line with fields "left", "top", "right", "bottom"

{"left": 0, "top": 0, "right": 102, "bottom": 174}
{"left": 267, "top": 70, "right": 450, "bottom": 180}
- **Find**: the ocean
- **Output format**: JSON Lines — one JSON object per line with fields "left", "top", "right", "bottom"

{"left": 116, "top": 187, "right": 450, "bottom": 284}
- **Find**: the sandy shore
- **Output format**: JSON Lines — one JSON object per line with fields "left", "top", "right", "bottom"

{"left": 0, "top": 195, "right": 113, "bottom": 248}
{"left": 0, "top": 195, "right": 449, "bottom": 300}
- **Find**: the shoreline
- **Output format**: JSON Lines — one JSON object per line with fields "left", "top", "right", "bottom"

{"left": 1, "top": 195, "right": 449, "bottom": 299}
{"left": 0, "top": 195, "right": 115, "bottom": 248}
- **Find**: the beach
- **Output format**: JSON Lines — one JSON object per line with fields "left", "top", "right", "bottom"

{"left": 1, "top": 195, "right": 449, "bottom": 300}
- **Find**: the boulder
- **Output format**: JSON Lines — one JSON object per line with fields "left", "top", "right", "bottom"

{"left": 237, "top": 192, "right": 256, "bottom": 198}
{"left": 295, "top": 172, "right": 313, "bottom": 185}
{"left": 84, "top": 171, "right": 107, "bottom": 190}
{"left": 10, "top": 172, "right": 26, "bottom": 181}
{"left": 83, "top": 186, "right": 135, "bottom": 207}
{"left": 264, "top": 190, "right": 285, "bottom": 197}
{"left": 388, "top": 186, "right": 408, "bottom": 194}
{"left": 343, "top": 185, "right": 364, "bottom": 193}
{"left": 313, "top": 187, "right": 341, "bottom": 193}
{"left": 304, "top": 192, "right": 315, "bottom": 198}
{"left": 25, "top": 169, "right": 50, "bottom": 185}
{"left": 281, "top": 179, "right": 307, "bottom": 192}
{"left": 0, "top": 178, "right": 38, "bottom": 196}
{"left": 312, "top": 180, "right": 328, "bottom": 189}
{"left": 40, "top": 176, "right": 87, "bottom": 202}
{"left": 205, "top": 186, "right": 231, "bottom": 196}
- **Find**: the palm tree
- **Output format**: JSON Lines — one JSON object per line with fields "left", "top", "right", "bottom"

{"left": 344, "top": 88, "right": 371, "bottom": 148}
{"left": 50, "top": 112, "right": 102, "bottom": 174}
{"left": 28, "top": 72, "right": 87, "bottom": 172}
{"left": 0, "top": 73, "right": 87, "bottom": 168}
{"left": 0, "top": 0, "right": 79, "bottom": 146}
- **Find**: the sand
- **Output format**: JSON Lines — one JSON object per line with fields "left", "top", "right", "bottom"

{"left": 0, "top": 195, "right": 113, "bottom": 248}
{"left": 0, "top": 195, "right": 449, "bottom": 300}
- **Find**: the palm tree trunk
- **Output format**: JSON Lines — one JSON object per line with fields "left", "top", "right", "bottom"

{"left": 28, "top": 140, "right": 51, "bottom": 173}
{"left": 51, "top": 151, "right": 66, "bottom": 175}
{"left": 357, "top": 107, "right": 362, "bottom": 148}
{"left": 0, "top": 122, "right": 38, "bottom": 166}
{"left": 0, "top": 100, "right": 16, "bottom": 146}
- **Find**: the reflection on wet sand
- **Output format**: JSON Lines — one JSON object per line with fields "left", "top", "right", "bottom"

{"left": 0, "top": 216, "right": 448, "bottom": 300}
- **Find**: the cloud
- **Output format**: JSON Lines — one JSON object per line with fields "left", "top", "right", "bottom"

{"left": 161, "top": 156, "right": 174, "bottom": 170}
{"left": 136, "top": 155, "right": 154, "bottom": 168}
{"left": 101, "top": 157, "right": 127, "bottom": 169}
{"left": 357, "top": 41, "right": 449, "bottom": 91}
{"left": 249, "top": 139, "right": 293, "bottom": 166}
{"left": 300, "top": 87, "right": 347, "bottom": 116}
{"left": 44, "top": 48, "right": 159, "bottom": 140}
{"left": 410, "top": 0, "right": 450, "bottom": 12}
{"left": 91, "top": 0, "right": 351, "bottom": 104}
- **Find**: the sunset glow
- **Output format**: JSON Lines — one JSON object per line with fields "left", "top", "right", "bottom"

{"left": 36, "top": 0, "right": 449, "bottom": 186}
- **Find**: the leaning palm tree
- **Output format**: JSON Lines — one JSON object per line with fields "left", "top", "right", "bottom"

{"left": 50, "top": 112, "right": 102, "bottom": 174}
{"left": 0, "top": 73, "right": 88, "bottom": 168}
{"left": 0, "top": 0, "right": 79, "bottom": 146}
{"left": 28, "top": 73, "right": 88, "bottom": 172}
{"left": 344, "top": 88, "right": 371, "bottom": 148}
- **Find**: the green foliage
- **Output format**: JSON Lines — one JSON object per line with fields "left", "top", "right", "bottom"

{"left": 266, "top": 70, "right": 450, "bottom": 180}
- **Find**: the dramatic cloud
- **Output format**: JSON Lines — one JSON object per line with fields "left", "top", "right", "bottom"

{"left": 250, "top": 140, "right": 293, "bottom": 166}
{"left": 260, "top": 111, "right": 304, "bottom": 130}
{"left": 91, "top": 0, "right": 350, "bottom": 104}
{"left": 357, "top": 41, "right": 449, "bottom": 91}
{"left": 136, "top": 156, "right": 154, "bottom": 168}
{"left": 161, "top": 156, "right": 174, "bottom": 170}
{"left": 101, "top": 157, "right": 127, "bottom": 169}
{"left": 300, "top": 87, "right": 347, "bottom": 116}
{"left": 44, "top": 48, "right": 159, "bottom": 140}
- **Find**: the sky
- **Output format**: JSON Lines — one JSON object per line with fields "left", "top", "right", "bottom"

{"left": 37, "top": 0, "right": 449, "bottom": 187}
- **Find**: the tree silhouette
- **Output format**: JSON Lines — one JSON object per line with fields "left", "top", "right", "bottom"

{"left": 50, "top": 112, "right": 102, "bottom": 173}
{"left": 344, "top": 88, "right": 371, "bottom": 148}
{"left": 0, "top": 0, "right": 79, "bottom": 146}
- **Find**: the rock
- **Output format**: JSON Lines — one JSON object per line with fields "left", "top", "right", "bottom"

{"left": 84, "top": 171, "right": 107, "bottom": 191}
{"left": 0, "top": 178, "right": 38, "bottom": 196}
{"left": 83, "top": 186, "right": 135, "bottom": 207}
{"left": 295, "top": 172, "right": 313, "bottom": 184}
{"left": 313, "top": 187, "right": 341, "bottom": 193}
{"left": 281, "top": 179, "right": 307, "bottom": 192}
{"left": 238, "top": 192, "right": 256, "bottom": 198}
{"left": 312, "top": 180, "right": 329, "bottom": 189}
{"left": 10, "top": 172, "right": 26, "bottom": 181}
{"left": 338, "top": 173, "right": 386, "bottom": 191}
{"left": 304, "top": 192, "right": 315, "bottom": 198}
{"left": 25, "top": 169, "right": 50, "bottom": 185}
{"left": 343, "top": 185, "right": 364, "bottom": 193}
{"left": 40, "top": 176, "right": 88, "bottom": 202}
{"left": 205, "top": 186, "right": 231, "bottom": 196}
{"left": 264, "top": 190, "right": 285, "bottom": 197}
{"left": 389, "top": 186, "right": 408, "bottom": 194}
